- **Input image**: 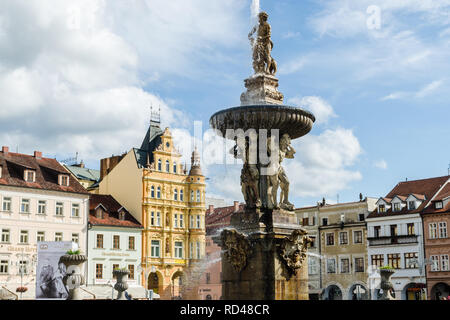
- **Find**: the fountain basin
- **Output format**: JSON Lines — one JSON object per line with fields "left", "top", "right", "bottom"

{"left": 209, "top": 104, "right": 315, "bottom": 140}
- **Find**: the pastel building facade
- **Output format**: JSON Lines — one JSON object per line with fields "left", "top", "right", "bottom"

{"left": 0, "top": 147, "right": 89, "bottom": 299}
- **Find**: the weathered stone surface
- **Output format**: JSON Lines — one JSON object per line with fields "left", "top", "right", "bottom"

{"left": 240, "top": 74, "right": 284, "bottom": 106}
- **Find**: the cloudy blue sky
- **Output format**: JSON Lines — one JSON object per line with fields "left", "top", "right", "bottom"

{"left": 0, "top": 0, "right": 449, "bottom": 207}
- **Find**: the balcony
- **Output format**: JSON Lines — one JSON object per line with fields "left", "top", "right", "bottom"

{"left": 368, "top": 235, "right": 418, "bottom": 246}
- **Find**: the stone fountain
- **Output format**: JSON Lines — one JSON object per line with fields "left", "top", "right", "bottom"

{"left": 210, "top": 12, "right": 315, "bottom": 300}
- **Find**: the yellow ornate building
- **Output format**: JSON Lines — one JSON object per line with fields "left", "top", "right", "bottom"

{"left": 99, "top": 118, "right": 206, "bottom": 299}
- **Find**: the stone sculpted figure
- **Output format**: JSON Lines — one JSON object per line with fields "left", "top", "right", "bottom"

{"left": 278, "top": 133, "right": 295, "bottom": 210}
{"left": 248, "top": 12, "right": 277, "bottom": 75}
{"left": 279, "top": 229, "right": 312, "bottom": 275}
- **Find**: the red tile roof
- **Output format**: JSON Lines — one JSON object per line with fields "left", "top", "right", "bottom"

{"left": 89, "top": 194, "right": 143, "bottom": 228}
{"left": 0, "top": 150, "right": 88, "bottom": 194}
{"left": 422, "top": 182, "right": 450, "bottom": 215}
{"left": 205, "top": 203, "right": 245, "bottom": 235}
{"left": 368, "top": 176, "right": 450, "bottom": 218}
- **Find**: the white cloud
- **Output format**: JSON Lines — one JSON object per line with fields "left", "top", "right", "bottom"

{"left": 374, "top": 159, "right": 388, "bottom": 170}
{"left": 288, "top": 96, "right": 337, "bottom": 124}
{"left": 416, "top": 80, "right": 444, "bottom": 98}
{"left": 282, "top": 31, "right": 301, "bottom": 39}
{"left": 381, "top": 80, "right": 445, "bottom": 100}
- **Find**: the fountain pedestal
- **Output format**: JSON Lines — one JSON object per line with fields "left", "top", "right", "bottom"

{"left": 215, "top": 208, "right": 309, "bottom": 300}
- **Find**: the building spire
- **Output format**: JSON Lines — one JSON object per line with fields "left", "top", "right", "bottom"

{"left": 189, "top": 146, "right": 202, "bottom": 176}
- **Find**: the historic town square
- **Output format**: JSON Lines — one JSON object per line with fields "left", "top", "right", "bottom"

{"left": 0, "top": 0, "right": 449, "bottom": 313}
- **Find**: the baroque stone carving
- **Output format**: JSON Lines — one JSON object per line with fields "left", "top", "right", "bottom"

{"left": 279, "top": 229, "right": 312, "bottom": 275}
{"left": 221, "top": 229, "right": 252, "bottom": 273}
{"left": 248, "top": 12, "right": 276, "bottom": 76}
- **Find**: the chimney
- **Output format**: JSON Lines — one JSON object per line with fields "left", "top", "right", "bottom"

{"left": 233, "top": 201, "right": 239, "bottom": 212}
{"left": 209, "top": 205, "right": 214, "bottom": 213}
{"left": 34, "top": 151, "right": 42, "bottom": 159}
{"left": 2, "top": 146, "right": 8, "bottom": 154}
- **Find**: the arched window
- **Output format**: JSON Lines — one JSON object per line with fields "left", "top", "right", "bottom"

{"left": 151, "top": 186, "right": 155, "bottom": 198}
{"left": 180, "top": 189, "right": 184, "bottom": 201}
{"left": 166, "top": 160, "right": 170, "bottom": 172}
{"left": 197, "top": 190, "right": 200, "bottom": 202}
{"left": 157, "top": 186, "right": 161, "bottom": 199}
{"left": 173, "top": 162, "right": 177, "bottom": 173}
{"left": 191, "top": 190, "right": 194, "bottom": 201}
{"left": 174, "top": 189, "right": 178, "bottom": 201}
{"left": 157, "top": 159, "right": 162, "bottom": 171}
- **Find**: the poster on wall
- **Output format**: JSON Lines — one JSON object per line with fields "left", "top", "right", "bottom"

{"left": 36, "top": 241, "right": 77, "bottom": 300}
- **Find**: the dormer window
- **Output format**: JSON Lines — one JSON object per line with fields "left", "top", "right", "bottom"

{"left": 96, "top": 206, "right": 104, "bottom": 219}
{"left": 119, "top": 209, "right": 125, "bottom": 221}
{"left": 59, "top": 174, "right": 69, "bottom": 186}
{"left": 0, "top": 165, "right": 2, "bottom": 178}
{"left": 435, "top": 201, "right": 443, "bottom": 209}
{"left": 408, "top": 201, "right": 416, "bottom": 210}
{"left": 24, "top": 170, "right": 35, "bottom": 182}
{"left": 393, "top": 203, "right": 401, "bottom": 212}
{"left": 378, "top": 205, "right": 386, "bottom": 213}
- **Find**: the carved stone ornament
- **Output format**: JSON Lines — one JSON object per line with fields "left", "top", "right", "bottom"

{"left": 221, "top": 229, "right": 252, "bottom": 273}
{"left": 279, "top": 229, "right": 311, "bottom": 275}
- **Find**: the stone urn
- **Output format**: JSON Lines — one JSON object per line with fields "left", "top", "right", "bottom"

{"left": 59, "top": 254, "right": 87, "bottom": 300}
{"left": 379, "top": 268, "right": 396, "bottom": 300}
{"left": 113, "top": 269, "right": 129, "bottom": 300}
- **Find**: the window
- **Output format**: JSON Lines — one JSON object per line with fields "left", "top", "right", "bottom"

{"left": 196, "top": 215, "right": 201, "bottom": 229}
{"left": 128, "top": 265, "right": 135, "bottom": 279}
{"left": 431, "top": 255, "right": 440, "bottom": 271}
{"left": 196, "top": 241, "right": 201, "bottom": 259}
{"left": 179, "top": 214, "right": 184, "bottom": 228}
{"left": 405, "top": 252, "right": 418, "bottom": 269}
{"left": 96, "top": 234, "right": 103, "bottom": 248}
{"left": 374, "top": 226, "right": 381, "bottom": 238}
{"left": 339, "top": 232, "right": 348, "bottom": 245}
{"left": 20, "top": 230, "right": 29, "bottom": 244}
{"left": 150, "top": 211, "right": 155, "bottom": 226}
{"left": 393, "top": 202, "right": 401, "bottom": 212}
{"left": 151, "top": 240, "right": 160, "bottom": 257}
{"left": 191, "top": 190, "right": 194, "bottom": 201}
{"left": 37, "top": 231, "right": 45, "bottom": 242}
{"left": 71, "top": 203, "right": 80, "bottom": 217}
{"left": 180, "top": 190, "right": 183, "bottom": 201}
{"left": 96, "top": 264, "right": 103, "bottom": 279}
{"left": 72, "top": 233, "right": 79, "bottom": 244}
{"left": 408, "top": 201, "right": 416, "bottom": 210}
{"left": 157, "top": 159, "right": 162, "bottom": 171}
{"left": 378, "top": 204, "right": 386, "bottom": 213}
{"left": 113, "top": 235, "right": 120, "bottom": 249}
{"left": 387, "top": 253, "right": 401, "bottom": 269}
{"left": 390, "top": 224, "right": 398, "bottom": 236}
{"left": 407, "top": 223, "right": 415, "bottom": 236}
{"left": 322, "top": 218, "right": 328, "bottom": 226}
{"left": 2, "top": 197, "right": 11, "bottom": 212}
{"left": 435, "top": 201, "right": 443, "bottom": 209}
{"left": 340, "top": 258, "right": 350, "bottom": 273}
{"left": 128, "top": 236, "right": 135, "bottom": 250}
{"left": 309, "top": 236, "right": 316, "bottom": 248}
{"left": 112, "top": 264, "right": 120, "bottom": 278}
{"left": 441, "top": 255, "right": 449, "bottom": 271}
{"left": 189, "top": 242, "right": 194, "bottom": 259}
{"left": 173, "top": 163, "right": 177, "bottom": 173}
{"left": 1, "top": 229, "right": 10, "bottom": 243}
{"left": 308, "top": 258, "right": 319, "bottom": 275}
{"left": 327, "top": 258, "right": 336, "bottom": 273}
{"left": 353, "top": 231, "right": 363, "bottom": 244}
{"left": 96, "top": 207, "right": 104, "bottom": 219}
{"left": 371, "top": 254, "right": 384, "bottom": 267}
{"left": 59, "top": 174, "right": 69, "bottom": 186}
{"left": 0, "top": 165, "right": 2, "bottom": 178}
{"left": 326, "top": 233, "right": 334, "bottom": 246}
{"left": 0, "top": 260, "right": 8, "bottom": 274}
{"left": 20, "top": 199, "right": 30, "bottom": 213}
{"left": 55, "top": 202, "right": 64, "bottom": 216}
{"left": 38, "top": 200, "right": 46, "bottom": 215}
{"left": 175, "top": 241, "right": 183, "bottom": 258}
{"left": 358, "top": 214, "right": 365, "bottom": 221}
{"left": 196, "top": 190, "right": 200, "bottom": 202}
{"left": 157, "top": 187, "right": 161, "bottom": 199}
{"left": 302, "top": 217, "right": 309, "bottom": 226}
{"left": 439, "top": 222, "right": 447, "bottom": 238}
{"left": 166, "top": 160, "right": 170, "bottom": 172}
{"left": 174, "top": 189, "right": 178, "bottom": 201}
{"left": 355, "top": 258, "right": 364, "bottom": 272}
{"left": 55, "top": 232, "right": 63, "bottom": 242}
{"left": 190, "top": 215, "right": 194, "bottom": 228}
{"left": 19, "top": 261, "right": 28, "bottom": 275}
{"left": 429, "top": 223, "right": 438, "bottom": 239}
{"left": 24, "top": 170, "right": 35, "bottom": 182}
{"left": 151, "top": 186, "right": 155, "bottom": 198}
{"left": 206, "top": 273, "right": 211, "bottom": 284}
{"left": 156, "top": 212, "right": 161, "bottom": 226}
{"left": 174, "top": 214, "right": 178, "bottom": 228}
